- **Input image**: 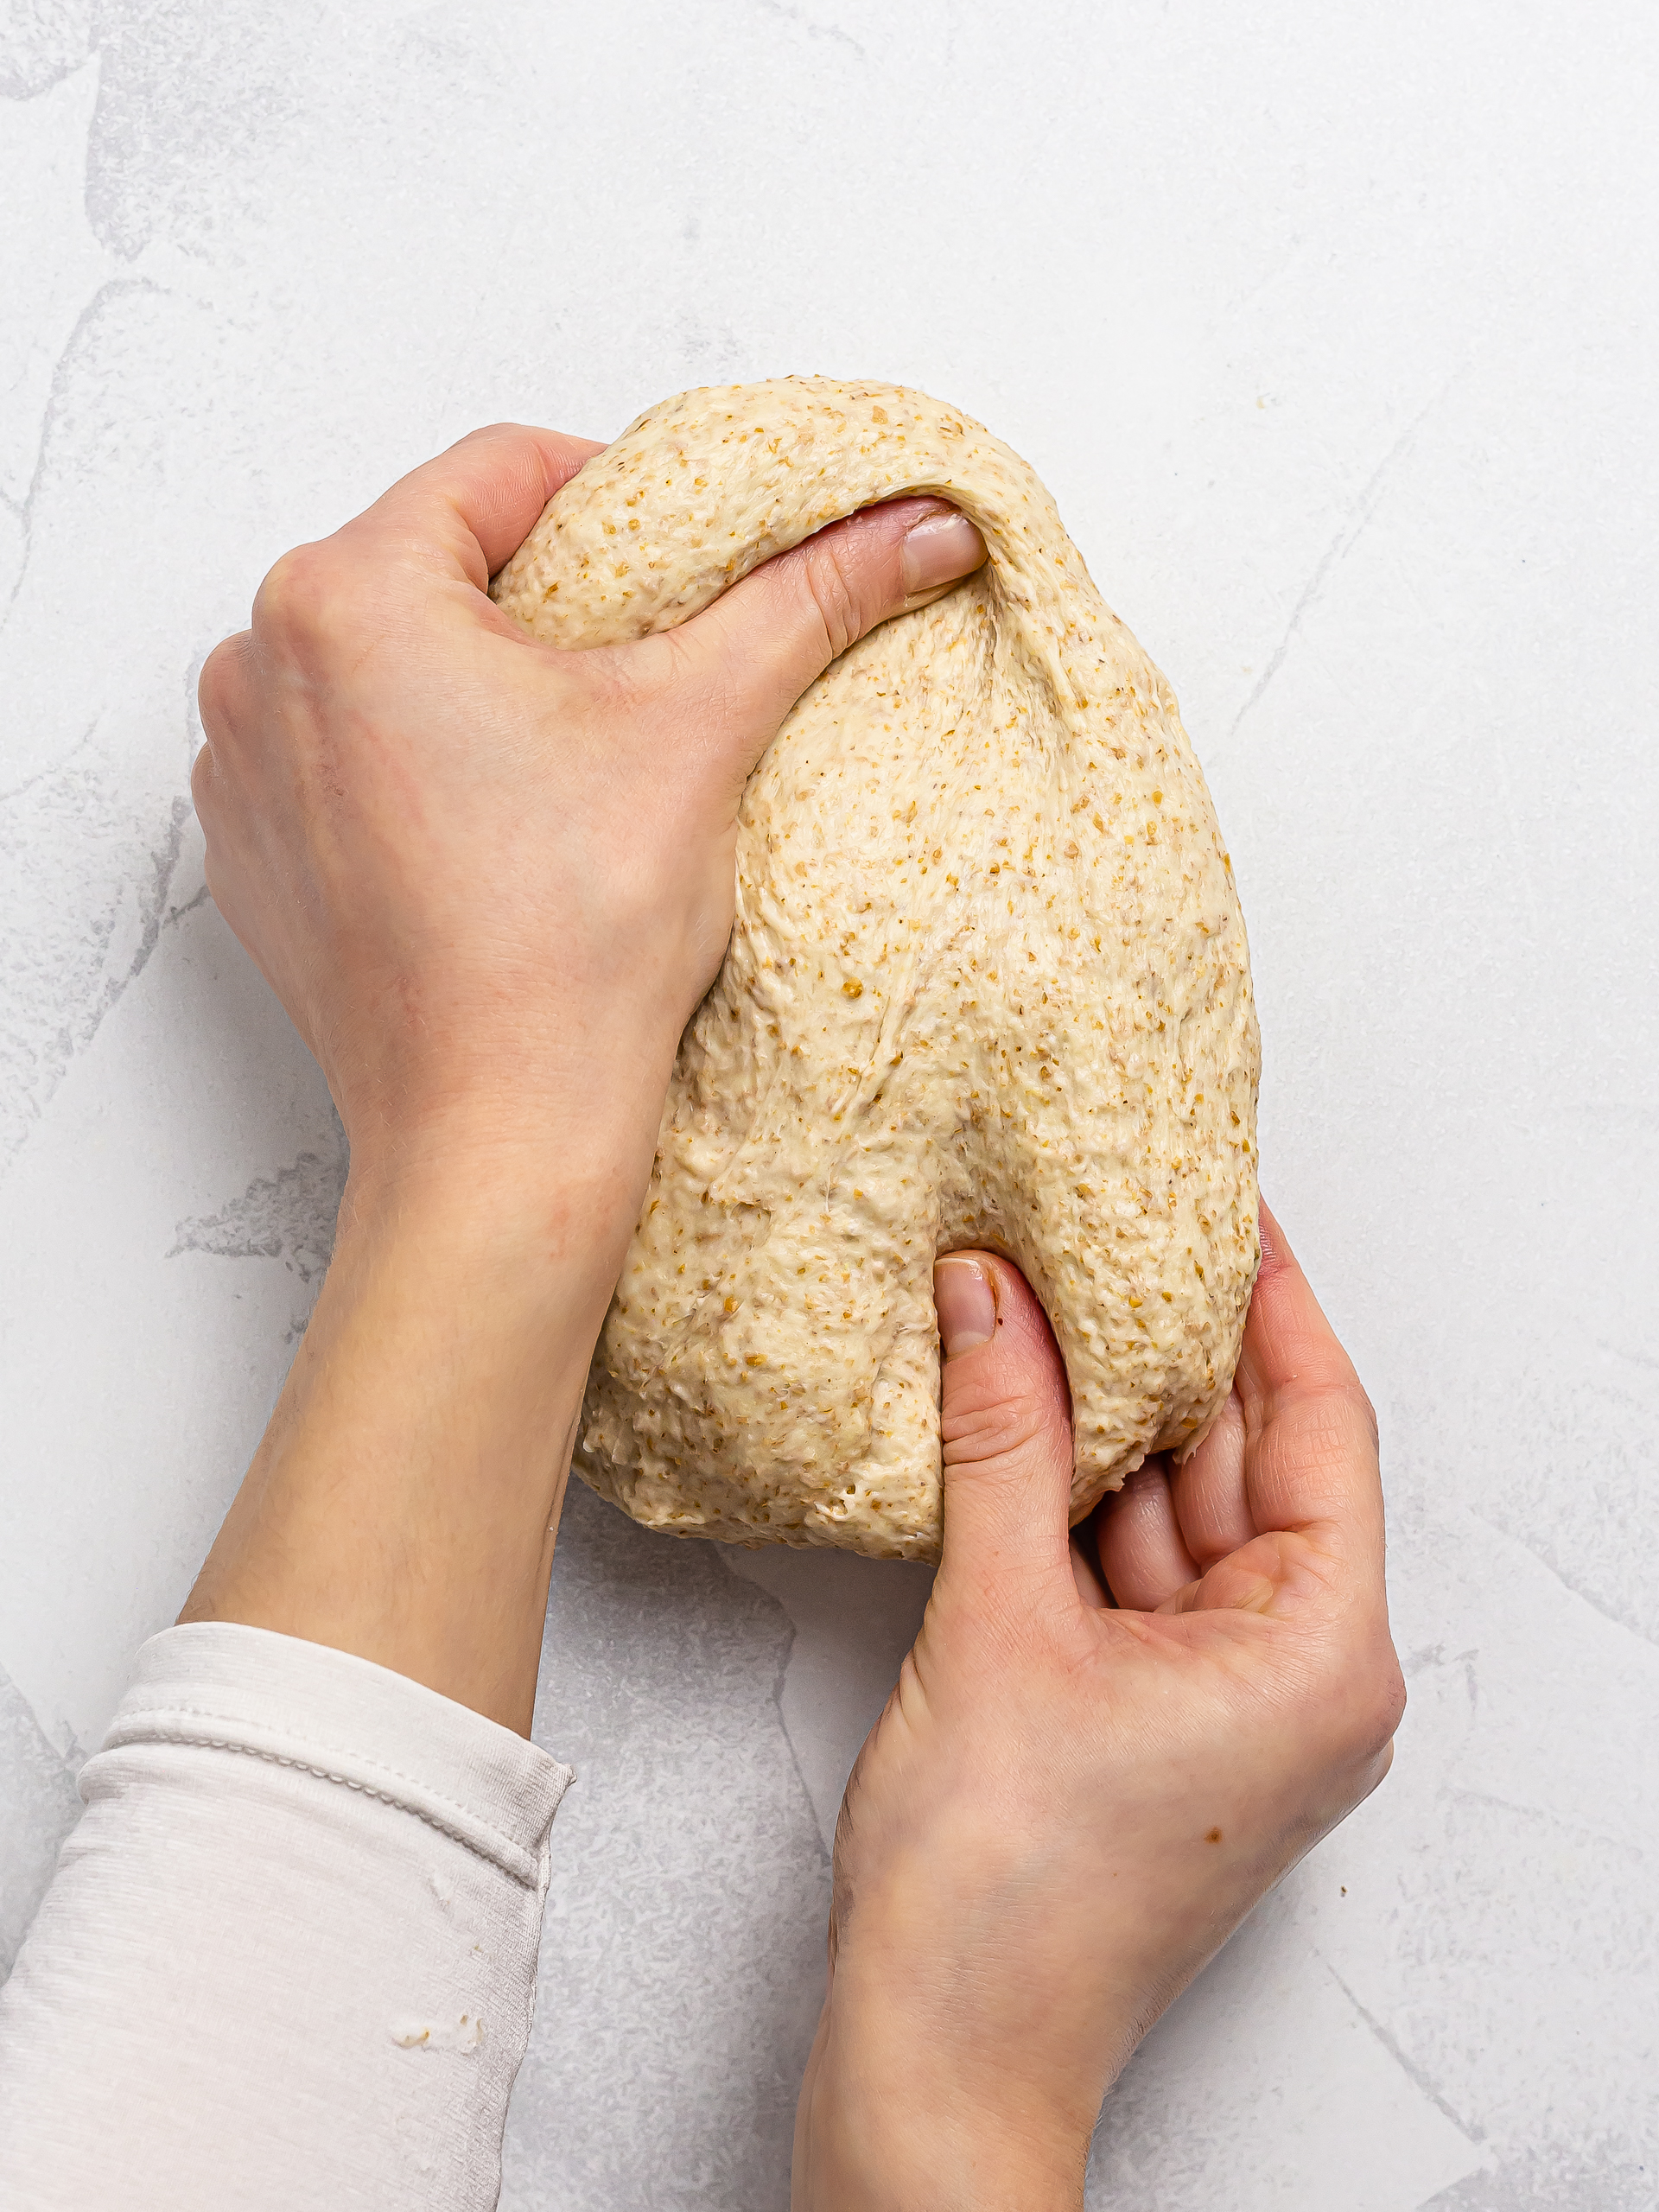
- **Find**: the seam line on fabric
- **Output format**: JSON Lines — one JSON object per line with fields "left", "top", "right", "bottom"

{"left": 99, "top": 1717, "right": 556, "bottom": 1885}
{"left": 113, "top": 1697, "right": 559, "bottom": 1827}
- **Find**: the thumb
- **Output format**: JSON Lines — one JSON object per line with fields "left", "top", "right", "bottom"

{"left": 933, "top": 1253, "right": 1077, "bottom": 1589}
{"left": 668, "top": 495, "right": 986, "bottom": 764}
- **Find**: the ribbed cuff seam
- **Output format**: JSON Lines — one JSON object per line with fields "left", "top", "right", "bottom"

{"left": 95, "top": 1707, "right": 573, "bottom": 1886}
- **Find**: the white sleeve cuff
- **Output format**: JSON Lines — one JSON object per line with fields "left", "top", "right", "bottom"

{"left": 0, "top": 1622, "right": 573, "bottom": 2211}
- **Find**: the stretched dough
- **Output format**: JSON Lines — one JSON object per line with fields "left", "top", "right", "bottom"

{"left": 493, "top": 379, "right": 1259, "bottom": 1560}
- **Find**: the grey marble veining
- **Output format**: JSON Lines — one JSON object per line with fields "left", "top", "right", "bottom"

{"left": 3, "top": 3, "right": 1656, "bottom": 2204}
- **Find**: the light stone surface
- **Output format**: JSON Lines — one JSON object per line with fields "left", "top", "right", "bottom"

{"left": 2, "top": 4, "right": 1656, "bottom": 2206}
{"left": 496, "top": 378, "right": 1258, "bottom": 1556}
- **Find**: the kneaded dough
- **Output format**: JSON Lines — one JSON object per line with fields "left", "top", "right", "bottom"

{"left": 493, "top": 378, "right": 1260, "bottom": 1560}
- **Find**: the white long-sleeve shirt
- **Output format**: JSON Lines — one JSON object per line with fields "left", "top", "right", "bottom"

{"left": 0, "top": 1623, "right": 573, "bottom": 2209}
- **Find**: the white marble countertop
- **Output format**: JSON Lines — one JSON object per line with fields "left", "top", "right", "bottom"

{"left": 3, "top": 4, "right": 1655, "bottom": 2204}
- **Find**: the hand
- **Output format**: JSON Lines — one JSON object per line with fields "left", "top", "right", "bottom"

{"left": 194, "top": 423, "right": 985, "bottom": 1183}
{"left": 184, "top": 424, "right": 986, "bottom": 1728}
{"left": 792, "top": 1205, "right": 1405, "bottom": 2208}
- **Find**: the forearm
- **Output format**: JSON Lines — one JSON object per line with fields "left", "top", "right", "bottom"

{"left": 181, "top": 1109, "right": 662, "bottom": 1733}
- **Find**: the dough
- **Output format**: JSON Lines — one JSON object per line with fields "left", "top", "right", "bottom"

{"left": 493, "top": 378, "right": 1259, "bottom": 1560}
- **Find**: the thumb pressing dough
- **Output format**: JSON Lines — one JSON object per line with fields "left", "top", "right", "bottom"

{"left": 493, "top": 378, "right": 1260, "bottom": 1560}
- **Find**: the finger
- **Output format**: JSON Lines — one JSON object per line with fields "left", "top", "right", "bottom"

{"left": 1094, "top": 1461, "right": 1200, "bottom": 1611}
{"left": 664, "top": 495, "right": 987, "bottom": 772}
{"left": 933, "top": 1251, "right": 1074, "bottom": 1592}
{"left": 1236, "top": 1203, "right": 1384, "bottom": 1559}
{"left": 350, "top": 422, "right": 606, "bottom": 588}
{"left": 1166, "top": 1389, "right": 1255, "bottom": 1567}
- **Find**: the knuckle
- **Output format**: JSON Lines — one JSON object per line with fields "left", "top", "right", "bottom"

{"left": 196, "top": 634, "right": 247, "bottom": 734}
{"left": 252, "top": 540, "right": 348, "bottom": 656}
{"left": 797, "top": 538, "right": 867, "bottom": 663}
{"left": 1368, "top": 1655, "right": 1408, "bottom": 1749}
{"left": 1262, "top": 1379, "right": 1379, "bottom": 1493}
{"left": 942, "top": 1383, "right": 1064, "bottom": 1469}
{"left": 453, "top": 419, "right": 524, "bottom": 451}
{"left": 1355, "top": 1385, "right": 1382, "bottom": 1452}
{"left": 188, "top": 741, "right": 215, "bottom": 813}
{"left": 1328, "top": 1642, "right": 1408, "bottom": 1767}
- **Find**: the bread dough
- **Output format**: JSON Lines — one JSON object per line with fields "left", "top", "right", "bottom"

{"left": 493, "top": 378, "right": 1259, "bottom": 1560}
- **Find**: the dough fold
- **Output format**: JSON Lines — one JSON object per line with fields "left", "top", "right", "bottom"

{"left": 493, "top": 378, "right": 1260, "bottom": 1560}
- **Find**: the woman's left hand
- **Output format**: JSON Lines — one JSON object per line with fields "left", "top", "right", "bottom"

{"left": 185, "top": 424, "right": 985, "bottom": 1730}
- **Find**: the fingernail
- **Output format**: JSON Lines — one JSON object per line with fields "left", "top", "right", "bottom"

{"left": 901, "top": 511, "right": 985, "bottom": 603}
{"left": 934, "top": 1255, "right": 997, "bottom": 1357}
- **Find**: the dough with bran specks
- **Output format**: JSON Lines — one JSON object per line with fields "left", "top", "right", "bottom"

{"left": 493, "top": 378, "right": 1260, "bottom": 1560}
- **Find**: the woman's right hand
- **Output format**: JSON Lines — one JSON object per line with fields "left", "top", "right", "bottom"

{"left": 793, "top": 1205, "right": 1405, "bottom": 2208}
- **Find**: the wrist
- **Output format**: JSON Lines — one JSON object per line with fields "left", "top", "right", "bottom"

{"left": 325, "top": 986, "right": 687, "bottom": 1211}
{"left": 795, "top": 2012, "right": 1091, "bottom": 2212}
{"left": 341, "top": 1059, "right": 664, "bottom": 1211}
{"left": 338, "top": 1116, "right": 652, "bottom": 1317}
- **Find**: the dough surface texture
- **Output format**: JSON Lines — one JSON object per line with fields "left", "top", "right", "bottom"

{"left": 493, "top": 378, "right": 1260, "bottom": 1560}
